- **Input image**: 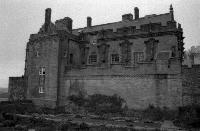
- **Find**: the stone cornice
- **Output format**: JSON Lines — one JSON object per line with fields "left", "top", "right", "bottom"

{"left": 98, "top": 30, "right": 180, "bottom": 42}
{"left": 29, "top": 30, "right": 80, "bottom": 43}
{"left": 29, "top": 33, "right": 59, "bottom": 43}
{"left": 64, "top": 73, "right": 182, "bottom": 79}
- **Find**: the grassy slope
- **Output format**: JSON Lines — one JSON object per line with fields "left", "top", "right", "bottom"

{"left": 0, "top": 88, "right": 8, "bottom": 98}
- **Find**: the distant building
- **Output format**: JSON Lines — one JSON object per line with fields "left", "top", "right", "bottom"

{"left": 9, "top": 5, "right": 186, "bottom": 109}
{"left": 183, "top": 46, "right": 200, "bottom": 66}
{"left": 182, "top": 46, "right": 200, "bottom": 105}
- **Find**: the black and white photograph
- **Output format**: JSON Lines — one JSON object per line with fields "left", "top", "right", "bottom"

{"left": 0, "top": 0, "right": 200, "bottom": 130}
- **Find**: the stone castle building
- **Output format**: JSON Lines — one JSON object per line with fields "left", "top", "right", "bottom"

{"left": 9, "top": 5, "right": 186, "bottom": 109}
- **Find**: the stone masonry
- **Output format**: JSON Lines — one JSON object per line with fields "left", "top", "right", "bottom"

{"left": 9, "top": 5, "right": 186, "bottom": 109}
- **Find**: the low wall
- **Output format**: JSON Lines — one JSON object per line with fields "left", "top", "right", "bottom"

{"left": 59, "top": 74, "right": 182, "bottom": 109}
{"left": 8, "top": 76, "right": 26, "bottom": 101}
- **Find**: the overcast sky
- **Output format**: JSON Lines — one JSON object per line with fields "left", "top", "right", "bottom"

{"left": 0, "top": 0, "right": 200, "bottom": 88}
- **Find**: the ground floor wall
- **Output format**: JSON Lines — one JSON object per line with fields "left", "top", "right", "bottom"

{"left": 59, "top": 74, "right": 182, "bottom": 109}
{"left": 30, "top": 98, "right": 57, "bottom": 108}
{"left": 182, "top": 65, "right": 200, "bottom": 106}
{"left": 8, "top": 76, "right": 26, "bottom": 101}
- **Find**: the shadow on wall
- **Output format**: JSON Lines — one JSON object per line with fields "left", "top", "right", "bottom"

{"left": 68, "top": 79, "right": 87, "bottom": 97}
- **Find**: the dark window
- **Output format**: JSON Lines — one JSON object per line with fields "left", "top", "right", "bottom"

{"left": 130, "top": 26, "right": 136, "bottom": 33}
{"left": 111, "top": 54, "right": 120, "bottom": 64}
{"left": 117, "top": 27, "right": 129, "bottom": 33}
{"left": 133, "top": 52, "right": 144, "bottom": 64}
{"left": 63, "top": 50, "right": 67, "bottom": 58}
{"left": 151, "top": 23, "right": 161, "bottom": 31}
{"left": 39, "top": 67, "right": 45, "bottom": 75}
{"left": 171, "top": 46, "right": 176, "bottom": 57}
{"left": 141, "top": 24, "right": 150, "bottom": 32}
{"left": 69, "top": 54, "right": 73, "bottom": 64}
{"left": 145, "top": 39, "right": 158, "bottom": 61}
{"left": 89, "top": 54, "right": 97, "bottom": 64}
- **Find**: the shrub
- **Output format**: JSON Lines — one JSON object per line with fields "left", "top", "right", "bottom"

{"left": 142, "top": 105, "right": 178, "bottom": 121}
{"left": 176, "top": 105, "right": 200, "bottom": 128}
{"left": 68, "top": 94, "right": 126, "bottom": 115}
{"left": 0, "top": 101, "right": 36, "bottom": 114}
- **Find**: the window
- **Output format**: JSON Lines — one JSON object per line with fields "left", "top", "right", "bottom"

{"left": 111, "top": 54, "right": 120, "bottom": 64}
{"left": 133, "top": 52, "right": 144, "bottom": 64}
{"left": 141, "top": 24, "right": 150, "bottom": 32}
{"left": 89, "top": 54, "right": 97, "bottom": 64}
{"left": 63, "top": 50, "right": 67, "bottom": 58}
{"left": 171, "top": 46, "right": 176, "bottom": 57}
{"left": 144, "top": 38, "right": 158, "bottom": 61}
{"left": 69, "top": 54, "right": 73, "bottom": 64}
{"left": 39, "top": 86, "right": 44, "bottom": 93}
{"left": 39, "top": 67, "right": 45, "bottom": 75}
{"left": 36, "top": 51, "right": 40, "bottom": 57}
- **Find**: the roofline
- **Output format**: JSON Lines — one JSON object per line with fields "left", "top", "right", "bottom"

{"left": 72, "top": 13, "right": 171, "bottom": 31}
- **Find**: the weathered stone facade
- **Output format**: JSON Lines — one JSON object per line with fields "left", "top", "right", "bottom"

{"left": 182, "top": 65, "right": 200, "bottom": 106}
{"left": 8, "top": 76, "right": 26, "bottom": 101}
{"left": 9, "top": 5, "right": 186, "bottom": 109}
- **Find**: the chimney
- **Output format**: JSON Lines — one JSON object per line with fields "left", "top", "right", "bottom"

{"left": 87, "top": 17, "right": 92, "bottom": 27}
{"left": 134, "top": 7, "right": 139, "bottom": 20}
{"left": 169, "top": 4, "right": 174, "bottom": 21}
{"left": 44, "top": 8, "right": 51, "bottom": 32}
{"left": 65, "top": 17, "right": 73, "bottom": 32}
{"left": 122, "top": 14, "right": 133, "bottom": 21}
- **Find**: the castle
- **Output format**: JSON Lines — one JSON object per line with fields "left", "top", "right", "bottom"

{"left": 9, "top": 5, "right": 186, "bottom": 109}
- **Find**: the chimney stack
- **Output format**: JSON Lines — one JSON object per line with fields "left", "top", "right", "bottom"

{"left": 44, "top": 8, "right": 51, "bottom": 32}
{"left": 65, "top": 17, "right": 73, "bottom": 32}
{"left": 169, "top": 4, "right": 174, "bottom": 21}
{"left": 134, "top": 7, "right": 139, "bottom": 20}
{"left": 87, "top": 17, "right": 92, "bottom": 27}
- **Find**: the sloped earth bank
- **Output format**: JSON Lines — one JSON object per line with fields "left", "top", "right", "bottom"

{"left": 0, "top": 113, "right": 189, "bottom": 131}
{"left": 0, "top": 98, "right": 199, "bottom": 131}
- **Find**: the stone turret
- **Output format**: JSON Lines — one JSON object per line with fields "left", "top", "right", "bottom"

{"left": 55, "top": 17, "right": 73, "bottom": 33}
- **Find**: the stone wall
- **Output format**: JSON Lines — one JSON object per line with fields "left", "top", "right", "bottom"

{"left": 25, "top": 35, "right": 60, "bottom": 108}
{"left": 8, "top": 76, "right": 26, "bottom": 101}
{"left": 59, "top": 74, "right": 182, "bottom": 109}
{"left": 22, "top": 7, "right": 184, "bottom": 109}
{"left": 182, "top": 65, "right": 200, "bottom": 106}
{"left": 58, "top": 30, "right": 182, "bottom": 109}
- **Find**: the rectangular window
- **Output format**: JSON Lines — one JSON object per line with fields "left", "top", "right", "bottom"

{"left": 141, "top": 24, "right": 150, "bottom": 32}
{"left": 89, "top": 54, "right": 97, "bottom": 64}
{"left": 39, "top": 86, "right": 44, "bottom": 93}
{"left": 133, "top": 52, "right": 144, "bottom": 64}
{"left": 69, "top": 54, "right": 73, "bottom": 64}
{"left": 39, "top": 67, "right": 45, "bottom": 75}
{"left": 36, "top": 51, "right": 40, "bottom": 57}
{"left": 111, "top": 54, "right": 120, "bottom": 64}
{"left": 64, "top": 50, "right": 67, "bottom": 58}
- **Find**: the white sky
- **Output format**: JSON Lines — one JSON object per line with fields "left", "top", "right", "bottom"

{"left": 0, "top": 0, "right": 200, "bottom": 88}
